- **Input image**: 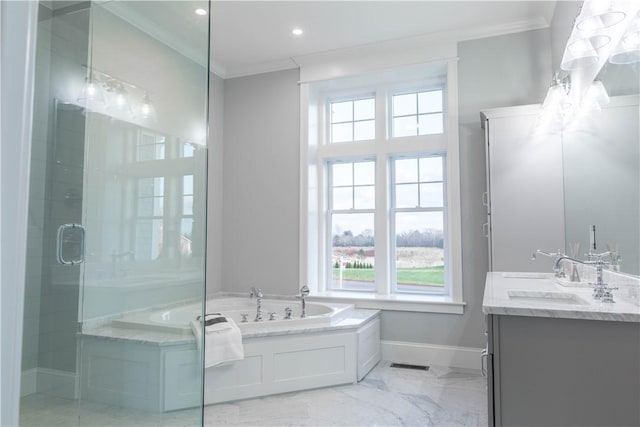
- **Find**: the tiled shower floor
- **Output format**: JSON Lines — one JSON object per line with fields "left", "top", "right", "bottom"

{"left": 20, "top": 362, "right": 487, "bottom": 426}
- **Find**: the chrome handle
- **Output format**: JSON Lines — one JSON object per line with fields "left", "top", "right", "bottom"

{"left": 482, "top": 223, "right": 489, "bottom": 238}
{"left": 56, "top": 223, "right": 85, "bottom": 265}
{"left": 240, "top": 313, "right": 249, "bottom": 323}
{"left": 482, "top": 191, "right": 488, "bottom": 207}
{"left": 480, "top": 349, "right": 488, "bottom": 377}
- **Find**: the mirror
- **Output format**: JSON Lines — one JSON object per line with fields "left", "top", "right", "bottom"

{"left": 562, "top": 61, "right": 640, "bottom": 276}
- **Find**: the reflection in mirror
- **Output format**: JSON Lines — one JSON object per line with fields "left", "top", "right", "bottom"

{"left": 562, "top": 60, "right": 639, "bottom": 276}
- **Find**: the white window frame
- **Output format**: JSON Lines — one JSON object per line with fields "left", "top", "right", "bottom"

{"left": 300, "top": 59, "right": 464, "bottom": 314}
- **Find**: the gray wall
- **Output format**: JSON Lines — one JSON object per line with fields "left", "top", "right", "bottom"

{"left": 216, "top": 29, "right": 551, "bottom": 348}
{"left": 222, "top": 69, "right": 300, "bottom": 296}
{"left": 207, "top": 73, "right": 225, "bottom": 295}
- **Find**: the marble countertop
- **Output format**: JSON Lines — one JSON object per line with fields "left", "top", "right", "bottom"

{"left": 483, "top": 272, "right": 640, "bottom": 322}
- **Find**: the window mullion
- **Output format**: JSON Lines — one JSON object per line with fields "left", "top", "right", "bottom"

{"left": 374, "top": 153, "right": 388, "bottom": 296}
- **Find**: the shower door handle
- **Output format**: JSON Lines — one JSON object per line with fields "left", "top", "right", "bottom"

{"left": 56, "top": 223, "right": 86, "bottom": 265}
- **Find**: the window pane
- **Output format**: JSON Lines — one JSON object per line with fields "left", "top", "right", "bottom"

{"left": 154, "top": 177, "right": 164, "bottom": 196}
{"left": 419, "top": 157, "right": 443, "bottom": 182}
{"left": 354, "top": 185, "right": 375, "bottom": 209}
{"left": 393, "top": 116, "right": 418, "bottom": 138}
{"left": 138, "top": 197, "right": 153, "bottom": 216}
{"left": 182, "top": 142, "right": 195, "bottom": 158}
{"left": 153, "top": 196, "right": 164, "bottom": 216}
{"left": 353, "top": 162, "right": 375, "bottom": 185}
{"left": 155, "top": 143, "right": 165, "bottom": 160}
{"left": 331, "top": 213, "right": 375, "bottom": 292}
{"left": 136, "top": 218, "right": 163, "bottom": 260}
{"left": 395, "top": 183, "right": 419, "bottom": 208}
{"left": 419, "top": 183, "right": 443, "bottom": 208}
{"left": 331, "top": 122, "right": 353, "bottom": 143}
{"left": 354, "top": 98, "right": 375, "bottom": 120}
{"left": 137, "top": 145, "right": 155, "bottom": 161}
{"left": 418, "top": 113, "right": 444, "bottom": 135}
{"left": 418, "top": 90, "right": 443, "bottom": 114}
{"left": 331, "top": 101, "right": 353, "bottom": 123}
{"left": 183, "top": 195, "right": 193, "bottom": 215}
{"left": 353, "top": 120, "right": 375, "bottom": 141}
{"left": 332, "top": 187, "right": 352, "bottom": 210}
{"left": 138, "top": 178, "right": 154, "bottom": 197}
{"left": 395, "top": 211, "right": 445, "bottom": 292}
{"left": 183, "top": 175, "right": 193, "bottom": 195}
{"left": 181, "top": 218, "right": 193, "bottom": 257}
{"left": 395, "top": 158, "right": 418, "bottom": 183}
{"left": 393, "top": 93, "right": 416, "bottom": 116}
{"left": 332, "top": 163, "right": 353, "bottom": 186}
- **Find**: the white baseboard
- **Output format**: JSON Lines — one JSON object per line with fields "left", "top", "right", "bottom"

{"left": 381, "top": 340, "right": 483, "bottom": 370}
{"left": 37, "top": 368, "right": 78, "bottom": 400}
{"left": 20, "top": 368, "right": 38, "bottom": 396}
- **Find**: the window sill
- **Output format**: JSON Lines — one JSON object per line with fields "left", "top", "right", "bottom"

{"left": 308, "top": 291, "right": 465, "bottom": 314}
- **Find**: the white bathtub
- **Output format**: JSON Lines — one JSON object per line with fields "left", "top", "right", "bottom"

{"left": 113, "top": 297, "right": 351, "bottom": 336}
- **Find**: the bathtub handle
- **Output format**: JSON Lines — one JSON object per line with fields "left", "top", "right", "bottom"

{"left": 284, "top": 307, "right": 292, "bottom": 319}
{"left": 269, "top": 312, "right": 277, "bottom": 321}
{"left": 240, "top": 313, "right": 249, "bottom": 323}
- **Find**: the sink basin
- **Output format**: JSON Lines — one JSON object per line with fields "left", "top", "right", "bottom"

{"left": 507, "top": 290, "right": 589, "bottom": 306}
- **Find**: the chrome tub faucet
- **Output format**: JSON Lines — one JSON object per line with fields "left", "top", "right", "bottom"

{"left": 250, "top": 287, "right": 263, "bottom": 321}
{"left": 298, "top": 285, "right": 310, "bottom": 318}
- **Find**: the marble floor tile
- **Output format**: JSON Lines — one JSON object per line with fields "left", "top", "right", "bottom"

{"left": 18, "top": 362, "right": 487, "bottom": 427}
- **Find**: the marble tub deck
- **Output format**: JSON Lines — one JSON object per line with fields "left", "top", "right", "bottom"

{"left": 20, "top": 363, "right": 487, "bottom": 426}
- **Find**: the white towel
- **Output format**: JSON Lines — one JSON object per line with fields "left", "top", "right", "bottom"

{"left": 202, "top": 313, "right": 232, "bottom": 333}
{"left": 190, "top": 317, "right": 244, "bottom": 368}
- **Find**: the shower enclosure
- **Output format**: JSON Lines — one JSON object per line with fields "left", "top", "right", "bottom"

{"left": 18, "top": 1, "right": 210, "bottom": 425}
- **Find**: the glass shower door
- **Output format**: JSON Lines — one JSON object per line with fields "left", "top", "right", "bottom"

{"left": 19, "top": 1, "right": 210, "bottom": 426}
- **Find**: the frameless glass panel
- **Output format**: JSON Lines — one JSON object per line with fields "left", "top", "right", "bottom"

{"left": 418, "top": 113, "right": 444, "bottom": 135}
{"left": 354, "top": 120, "right": 375, "bottom": 140}
{"left": 395, "top": 158, "right": 418, "bottom": 183}
{"left": 418, "top": 90, "right": 443, "bottom": 114}
{"left": 419, "top": 157, "right": 443, "bottom": 182}
{"left": 393, "top": 93, "right": 417, "bottom": 116}
{"left": 331, "top": 100, "right": 353, "bottom": 123}
{"left": 331, "top": 122, "right": 353, "bottom": 142}
{"left": 419, "top": 183, "right": 444, "bottom": 208}
{"left": 395, "top": 211, "right": 445, "bottom": 292}
{"left": 393, "top": 116, "right": 418, "bottom": 137}
{"left": 395, "top": 183, "right": 419, "bottom": 208}
{"left": 331, "top": 213, "right": 375, "bottom": 291}
{"left": 354, "top": 98, "right": 375, "bottom": 120}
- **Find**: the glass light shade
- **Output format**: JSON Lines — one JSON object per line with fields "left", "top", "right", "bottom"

{"left": 576, "top": 1, "right": 626, "bottom": 31}
{"left": 609, "top": 30, "right": 640, "bottom": 64}
{"left": 561, "top": 37, "right": 599, "bottom": 70}
{"left": 77, "top": 77, "right": 105, "bottom": 110}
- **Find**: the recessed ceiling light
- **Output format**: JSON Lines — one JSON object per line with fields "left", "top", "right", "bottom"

{"left": 195, "top": 8, "right": 207, "bottom": 16}
{"left": 292, "top": 28, "right": 304, "bottom": 36}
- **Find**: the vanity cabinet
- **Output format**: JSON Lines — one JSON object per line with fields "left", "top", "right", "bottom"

{"left": 480, "top": 106, "right": 565, "bottom": 272}
{"left": 486, "top": 313, "right": 640, "bottom": 426}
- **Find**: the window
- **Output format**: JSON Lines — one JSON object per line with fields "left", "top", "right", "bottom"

{"left": 302, "top": 61, "right": 463, "bottom": 311}
{"left": 136, "top": 131, "right": 165, "bottom": 161}
{"left": 136, "top": 177, "right": 164, "bottom": 259}
{"left": 392, "top": 155, "right": 446, "bottom": 293}
{"left": 392, "top": 90, "right": 444, "bottom": 137}
{"left": 330, "top": 97, "right": 375, "bottom": 143}
{"left": 329, "top": 161, "right": 376, "bottom": 291}
{"left": 181, "top": 174, "right": 194, "bottom": 256}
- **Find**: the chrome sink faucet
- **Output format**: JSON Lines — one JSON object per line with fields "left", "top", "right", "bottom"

{"left": 250, "top": 287, "right": 263, "bottom": 321}
{"left": 531, "top": 250, "right": 582, "bottom": 278}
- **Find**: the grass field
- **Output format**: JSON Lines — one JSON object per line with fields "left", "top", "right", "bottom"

{"left": 332, "top": 265, "right": 444, "bottom": 286}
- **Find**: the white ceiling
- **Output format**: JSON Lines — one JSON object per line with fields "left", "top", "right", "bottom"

{"left": 104, "top": 1, "right": 558, "bottom": 79}
{"left": 211, "top": 1, "right": 557, "bottom": 78}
